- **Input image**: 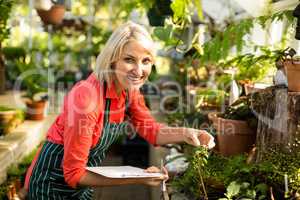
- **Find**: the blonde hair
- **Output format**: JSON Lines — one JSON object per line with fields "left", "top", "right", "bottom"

{"left": 94, "top": 21, "right": 155, "bottom": 85}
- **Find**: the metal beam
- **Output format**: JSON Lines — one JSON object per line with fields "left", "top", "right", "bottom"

{"left": 233, "top": 0, "right": 270, "bottom": 17}
{"left": 271, "top": 0, "right": 298, "bottom": 12}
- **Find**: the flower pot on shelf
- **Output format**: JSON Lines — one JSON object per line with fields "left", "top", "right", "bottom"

{"left": 0, "top": 109, "right": 15, "bottom": 136}
{"left": 36, "top": 5, "right": 65, "bottom": 25}
{"left": 25, "top": 100, "right": 47, "bottom": 121}
{"left": 0, "top": 107, "right": 24, "bottom": 136}
{"left": 284, "top": 60, "right": 300, "bottom": 92}
{"left": 209, "top": 112, "right": 256, "bottom": 157}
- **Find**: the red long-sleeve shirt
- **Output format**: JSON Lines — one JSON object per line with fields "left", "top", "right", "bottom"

{"left": 25, "top": 73, "right": 162, "bottom": 189}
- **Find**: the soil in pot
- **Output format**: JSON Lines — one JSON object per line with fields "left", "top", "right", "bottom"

{"left": 25, "top": 100, "right": 47, "bottom": 120}
{"left": 284, "top": 60, "right": 300, "bottom": 92}
{"left": 210, "top": 113, "right": 256, "bottom": 156}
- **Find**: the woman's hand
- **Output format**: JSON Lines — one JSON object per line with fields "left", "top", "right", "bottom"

{"left": 18, "top": 187, "right": 28, "bottom": 200}
{"left": 141, "top": 166, "right": 169, "bottom": 187}
{"left": 183, "top": 128, "right": 215, "bottom": 148}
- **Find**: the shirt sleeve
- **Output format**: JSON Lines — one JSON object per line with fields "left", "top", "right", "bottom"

{"left": 128, "top": 90, "right": 163, "bottom": 145}
{"left": 62, "top": 82, "right": 100, "bottom": 188}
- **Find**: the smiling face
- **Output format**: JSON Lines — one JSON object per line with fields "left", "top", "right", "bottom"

{"left": 113, "top": 40, "right": 153, "bottom": 90}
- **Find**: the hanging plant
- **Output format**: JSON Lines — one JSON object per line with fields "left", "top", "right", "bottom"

{"left": 197, "top": 10, "right": 294, "bottom": 67}
{"left": 152, "top": 0, "right": 204, "bottom": 53}
{"left": 35, "top": 0, "right": 66, "bottom": 25}
{"left": 147, "top": 0, "right": 173, "bottom": 26}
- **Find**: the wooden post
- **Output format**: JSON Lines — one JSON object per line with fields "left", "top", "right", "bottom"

{"left": 250, "top": 86, "right": 300, "bottom": 162}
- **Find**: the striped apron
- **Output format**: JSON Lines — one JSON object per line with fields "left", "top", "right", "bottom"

{"left": 28, "top": 87, "right": 128, "bottom": 199}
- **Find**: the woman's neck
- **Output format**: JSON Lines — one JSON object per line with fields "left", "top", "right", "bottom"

{"left": 113, "top": 79, "right": 124, "bottom": 97}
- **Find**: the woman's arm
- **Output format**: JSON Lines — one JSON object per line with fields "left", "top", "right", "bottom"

{"left": 156, "top": 126, "right": 215, "bottom": 148}
{"left": 128, "top": 90, "right": 215, "bottom": 148}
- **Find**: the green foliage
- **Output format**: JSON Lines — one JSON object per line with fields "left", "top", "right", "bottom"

{"left": 258, "top": 147, "right": 300, "bottom": 193}
{"left": 0, "top": 182, "right": 9, "bottom": 200}
{"left": 110, "top": 0, "right": 154, "bottom": 20}
{"left": 221, "top": 46, "right": 288, "bottom": 82}
{"left": 0, "top": 106, "right": 25, "bottom": 136}
{"left": 0, "top": 106, "right": 14, "bottom": 112}
{"left": 16, "top": 62, "right": 48, "bottom": 101}
{"left": 154, "top": 7, "right": 293, "bottom": 88}
{"left": 172, "top": 144, "right": 300, "bottom": 199}
{"left": 198, "top": 10, "right": 294, "bottom": 65}
{"left": 172, "top": 147, "right": 212, "bottom": 198}
{"left": 195, "top": 88, "right": 228, "bottom": 108}
{"left": 0, "top": 147, "right": 38, "bottom": 199}
{"left": 171, "top": 0, "right": 191, "bottom": 25}
{"left": 200, "top": 19, "right": 254, "bottom": 64}
{"left": 220, "top": 96, "right": 258, "bottom": 129}
{"left": 0, "top": 106, "right": 24, "bottom": 119}
{"left": 257, "top": 10, "right": 294, "bottom": 29}
{"left": 2, "top": 46, "right": 26, "bottom": 60}
{"left": 7, "top": 148, "right": 38, "bottom": 180}
{"left": 220, "top": 181, "right": 268, "bottom": 200}
{"left": 153, "top": 0, "right": 203, "bottom": 52}
{"left": 153, "top": 24, "right": 177, "bottom": 47}
{"left": 221, "top": 97, "right": 252, "bottom": 120}
{"left": 0, "top": 0, "right": 13, "bottom": 43}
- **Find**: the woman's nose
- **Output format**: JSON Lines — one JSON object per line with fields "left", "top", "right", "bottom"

{"left": 133, "top": 63, "right": 143, "bottom": 77}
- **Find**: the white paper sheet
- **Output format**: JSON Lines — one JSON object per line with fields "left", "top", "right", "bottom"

{"left": 86, "top": 166, "right": 163, "bottom": 178}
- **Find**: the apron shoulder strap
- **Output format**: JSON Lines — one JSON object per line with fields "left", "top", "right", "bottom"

{"left": 103, "top": 82, "right": 110, "bottom": 124}
{"left": 125, "top": 89, "right": 130, "bottom": 117}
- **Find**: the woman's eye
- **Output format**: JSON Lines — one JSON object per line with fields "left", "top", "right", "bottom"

{"left": 142, "top": 58, "right": 151, "bottom": 65}
{"left": 124, "top": 57, "right": 135, "bottom": 63}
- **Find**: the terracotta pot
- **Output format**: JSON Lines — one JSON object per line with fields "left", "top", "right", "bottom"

{"left": 284, "top": 60, "right": 300, "bottom": 92}
{"left": 25, "top": 100, "right": 47, "bottom": 120}
{"left": 210, "top": 113, "right": 256, "bottom": 156}
{"left": 0, "top": 110, "right": 16, "bottom": 136}
{"left": 37, "top": 5, "right": 65, "bottom": 25}
{"left": 0, "top": 110, "right": 16, "bottom": 124}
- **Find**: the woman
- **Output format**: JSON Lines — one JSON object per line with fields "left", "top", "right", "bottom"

{"left": 22, "top": 21, "right": 215, "bottom": 199}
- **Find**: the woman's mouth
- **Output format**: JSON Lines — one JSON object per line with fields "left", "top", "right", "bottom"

{"left": 127, "top": 74, "right": 145, "bottom": 84}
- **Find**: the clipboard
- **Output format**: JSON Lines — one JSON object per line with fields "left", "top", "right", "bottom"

{"left": 86, "top": 166, "right": 164, "bottom": 178}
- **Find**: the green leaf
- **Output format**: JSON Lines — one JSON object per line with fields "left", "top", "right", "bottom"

{"left": 171, "top": 0, "right": 186, "bottom": 23}
{"left": 245, "top": 189, "right": 256, "bottom": 198}
{"left": 226, "top": 181, "right": 241, "bottom": 198}
{"left": 255, "top": 183, "right": 268, "bottom": 194}
{"left": 153, "top": 25, "right": 173, "bottom": 41}
{"left": 194, "top": 0, "right": 203, "bottom": 20}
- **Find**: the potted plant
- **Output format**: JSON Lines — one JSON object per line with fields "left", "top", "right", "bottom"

{"left": 0, "top": 106, "right": 24, "bottom": 136}
{"left": 35, "top": 0, "right": 66, "bottom": 25}
{"left": 18, "top": 62, "right": 48, "bottom": 120}
{"left": 280, "top": 48, "right": 300, "bottom": 92}
{"left": 23, "top": 81, "right": 48, "bottom": 121}
{"left": 209, "top": 96, "right": 257, "bottom": 156}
